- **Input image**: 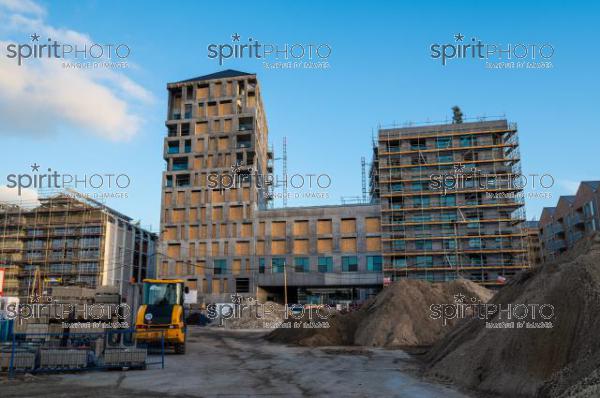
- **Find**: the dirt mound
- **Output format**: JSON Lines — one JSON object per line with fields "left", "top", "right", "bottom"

{"left": 267, "top": 278, "right": 492, "bottom": 347}
{"left": 425, "top": 233, "right": 600, "bottom": 398}
{"left": 222, "top": 301, "right": 285, "bottom": 329}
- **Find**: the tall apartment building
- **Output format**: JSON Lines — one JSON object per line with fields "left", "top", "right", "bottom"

{"left": 372, "top": 119, "right": 529, "bottom": 286}
{"left": 0, "top": 193, "right": 157, "bottom": 300}
{"left": 539, "top": 181, "right": 600, "bottom": 261}
{"left": 160, "top": 70, "right": 383, "bottom": 304}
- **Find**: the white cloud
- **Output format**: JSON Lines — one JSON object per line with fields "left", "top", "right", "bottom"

{"left": 0, "top": 0, "right": 45, "bottom": 16}
{"left": 0, "top": 2, "right": 154, "bottom": 141}
{"left": 0, "top": 185, "right": 40, "bottom": 208}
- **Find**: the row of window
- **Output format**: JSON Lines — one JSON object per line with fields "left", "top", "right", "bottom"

{"left": 388, "top": 136, "right": 482, "bottom": 151}
{"left": 212, "top": 256, "right": 383, "bottom": 274}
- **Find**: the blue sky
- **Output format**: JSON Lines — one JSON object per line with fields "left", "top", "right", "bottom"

{"left": 0, "top": 0, "right": 598, "bottom": 231}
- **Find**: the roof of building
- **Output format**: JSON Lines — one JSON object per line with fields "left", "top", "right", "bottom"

{"left": 170, "top": 69, "right": 254, "bottom": 85}
{"left": 558, "top": 195, "right": 577, "bottom": 203}
{"left": 581, "top": 180, "right": 600, "bottom": 191}
{"left": 523, "top": 220, "right": 539, "bottom": 228}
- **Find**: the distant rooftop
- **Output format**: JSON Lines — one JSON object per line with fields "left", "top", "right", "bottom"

{"left": 169, "top": 69, "right": 254, "bottom": 85}
{"left": 379, "top": 118, "right": 511, "bottom": 137}
{"left": 523, "top": 220, "right": 539, "bottom": 228}
{"left": 582, "top": 181, "right": 600, "bottom": 191}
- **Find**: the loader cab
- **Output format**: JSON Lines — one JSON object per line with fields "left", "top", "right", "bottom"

{"left": 143, "top": 281, "right": 185, "bottom": 307}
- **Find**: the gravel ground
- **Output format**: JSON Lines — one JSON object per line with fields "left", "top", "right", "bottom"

{"left": 1, "top": 327, "right": 471, "bottom": 397}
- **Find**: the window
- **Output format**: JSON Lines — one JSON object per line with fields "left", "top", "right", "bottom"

{"left": 391, "top": 183, "right": 403, "bottom": 192}
{"left": 444, "top": 239, "right": 457, "bottom": 250}
{"left": 415, "top": 256, "right": 434, "bottom": 268}
{"left": 441, "top": 195, "right": 456, "bottom": 206}
{"left": 438, "top": 154, "right": 453, "bottom": 163}
{"left": 184, "top": 140, "right": 192, "bottom": 153}
{"left": 436, "top": 137, "right": 452, "bottom": 149}
{"left": 393, "top": 257, "right": 407, "bottom": 268}
{"left": 259, "top": 258, "right": 265, "bottom": 274}
{"left": 184, "top": 104, "right": 192, "bottom": 119}
{"left": 176, "top": 174, "right": 190, "bottom": 187}
{"left": 294, "top": 257, "right": 309, "bottom": 272}
{"left": 318, "top": 257, "right": 333, "bottom": 273}
{"left": 272, "top": 257, "right": 285, "bottom": 273}
{"left": 168, "top": 141, "right": 179, "bottom": 154}
{"left": 460, "top": 135, "right": 476, "bottom": 147}
{"left": 410, "top": 139, "right": 426, "bottom": 150}
{"left": 468, "top": 238, "right": 482, "bottom": 248}
{"left": 165, "top": 175, "right": 173, "bottom": 188}
{"left": 367, "top": 256, "right": 382, "bottom": 272}
{"left": 214, "top": 259, "right": 225, "bottom": 275}
{"left": 392, "top": 240, "right": 406, "bottom": 250}
{"left": 235, "top": 278, "right": 250, "bottom": 293}
{"left": 413, "top": 196, "right": 430, "bottom": 207}
{"left": 415, "top": 240, "right": 432, "bottom": 250}
{"left": 342, "top": 256, "right": 358, "bottom": 272}
{"left": 172, "top": 158, "right": 188, "bottom": 171}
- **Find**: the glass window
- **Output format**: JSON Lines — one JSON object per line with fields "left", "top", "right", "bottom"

{"left": 258, "top": 258, "right": 265, "bottom": 274}
{"left": 367, "top": 256, "right": 382, "bottom": 272}
{"left": 415, "top": 240, "right": 432, "bottom": 250}
{"left": 342, "top": 256, "right": 358, "bottom": 272}
{"left": 294, "top": 257, "right": 309, "bottom": 272}
{"left": 168, "top": 142, "right": 179, "bottom": 154}
{"left": 441, "top": 195, "right": 456, "bottom": 206}
{"left": 413, "top": 196, "right": 430, "bottom": 207}
{"left": 415, "top": 256, "right": 434, "bottom": 268}
{"left": 392, "top": 240, "right": 406, "bottom": 250}
{"left": 214, "top": 259, "right": 226, "bottom": 275}
{"left": 318, "top": 257, "right": 333, "bottom": 273}
{"left": 272, "top": 257, "right": 285, "bottom": 273}
{"left": 438, "top": 154, "right": 453, "bottom": 163}
{"left": 393, "top": 257, "right": 407, "bottom": 268}
{"left": 436, "top": 137, "right": 452, "bottom": 148}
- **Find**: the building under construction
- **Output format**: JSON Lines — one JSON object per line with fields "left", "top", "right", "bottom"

{"left": 0, "top": 192, "right": 157, "bottom": 300}
{"left": 160, "top": 70, "right": 382, "bottom": 304}
{"left": 372, "top": 119, "right": 529, "bottom": 286}
{"left": 158, "top": 69, "right": 532, "bottom": 304}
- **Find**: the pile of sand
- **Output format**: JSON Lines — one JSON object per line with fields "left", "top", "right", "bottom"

{"left": 267, "top": 278, "right": 493, "bottom": 347}
{"left": 425, "top": 233, "right": 600, "bottom": 398}
{"left": 222, "top": 301, "right": 285, "bottom": 329}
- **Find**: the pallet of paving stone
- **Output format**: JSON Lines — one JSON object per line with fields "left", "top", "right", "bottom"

{"left": 0, "top": 349, "right": 36, "bottom": 371}
{"left": 39, "top": 349, "right": 88, "bottom": 369}
{"left": 103, "top": 348, "right": 147, "bottom": 368}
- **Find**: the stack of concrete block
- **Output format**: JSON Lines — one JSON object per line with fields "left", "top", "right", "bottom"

{"left": 0, "top": 349, "right": 36, "bottom": 371}
{"left": 103, "top": 348, "right": 147, "bottom": 367}
{"left": 24, "top": 323, "right": 50, "bottom": 341}
{"left": 39, "top": 349, "right": 87, "bottom": 369}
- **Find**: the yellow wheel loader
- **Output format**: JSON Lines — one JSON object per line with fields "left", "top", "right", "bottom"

{"left": 135, "top": 279, "right": 187, "bottom": 354}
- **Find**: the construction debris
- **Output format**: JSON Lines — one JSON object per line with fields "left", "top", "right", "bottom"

{"left": 425, "top": 233, "right": 600, "bottom": 398}
{"left": 267, "top": 279, "right": 493, "bottom": 347}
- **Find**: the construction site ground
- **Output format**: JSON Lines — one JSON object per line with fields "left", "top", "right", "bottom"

{"left": 0, "top": 327, "right": 470, "bottom": 398}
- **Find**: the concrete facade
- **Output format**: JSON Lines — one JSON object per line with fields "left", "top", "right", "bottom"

{"left": 159, "top": 70, "right": 383, "bottom": 304}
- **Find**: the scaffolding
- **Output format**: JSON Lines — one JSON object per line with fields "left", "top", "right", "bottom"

{"left": 0, "top": 191, "right": 108, "bottom": 300}
{"left": 374, "top": 119, "right": 529, "bottom": 287}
